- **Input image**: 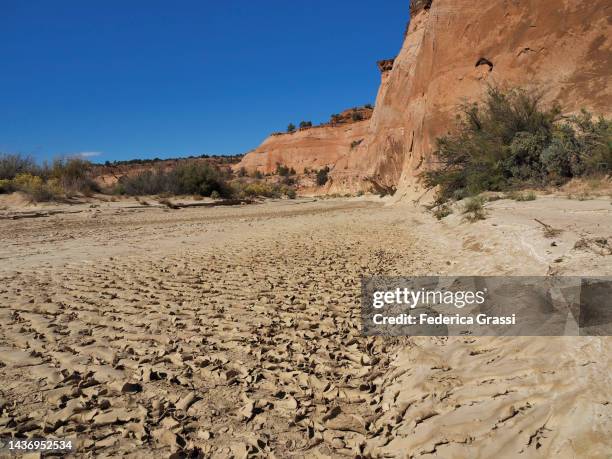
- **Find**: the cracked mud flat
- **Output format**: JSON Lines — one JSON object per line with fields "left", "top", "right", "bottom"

{"left": 0, "top": 198, "right": 610, "bottom": 458}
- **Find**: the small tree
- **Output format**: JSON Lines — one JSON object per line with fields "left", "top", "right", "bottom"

{"left": 299, "top": 121, "right": 312, "bottom": 129}
{"left": 316, "top": 166, "right": 330, "bottom": 186}
{"left": 276, "top": 163, "right": 290, "bottom": 176}
{"left": 351, "top": 111, "right": 363, "bottom": 122}
{"left": 287, "top": 123, "right": 296, "bottom": 133}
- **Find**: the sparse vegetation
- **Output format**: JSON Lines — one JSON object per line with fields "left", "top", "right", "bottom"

{"left": 0, "top": 153, "right": 295, "bottom": 202}
{"left": 535, "top": 218, "right": 563, "bottom": 238}
{"left": 116, "top": 161, "right": 231, "bottom": 197}
{"left": 350, "top": 139, "right": 363, "bottom": 150}
{"left": 276, "top": 164, "right": 291, "bottom": 177}
{"left": 299, "top": 121, "right": 312, "bottom": 129}
{"left": 462, "top": 196, "right": 487, "bottom": 222}
{"left": 432, "top": 204, "right": 453, "bottom": 220}
{"left": 287, "top": 123, "right": 296, "bottom": 133}
{"left": 351, "top": 111, "right": 364, "bottom": 122}
{"left": 316, "top": 166, "right": 330, "bottom": 186}
{"left": 0, "top": 154, "right": 38, "bottom": 180}
{"left": 422, "top": 86, "right": 612, "bottom": 205}
{"left": 507, "top": 191, "right": 537, "bottom": 201}
{"left": 0, "top": 154, "right": 99, "bottom": 201}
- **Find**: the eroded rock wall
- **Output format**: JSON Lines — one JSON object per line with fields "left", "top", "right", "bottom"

{"left": 366, "top": 0, "right": 612, "bottom": 199}
{"left": 240, "top": 0, "right": 611, "bottom": 196}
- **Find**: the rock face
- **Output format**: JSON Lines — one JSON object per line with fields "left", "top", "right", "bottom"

{"left": 240, "top": 0, "right": 612, "bottom": 196}
{"left": 236, "top": 107, "right": 372, "bottom": 176}
{"left": 362, "top": 0, "right": 612, "bottom": 199}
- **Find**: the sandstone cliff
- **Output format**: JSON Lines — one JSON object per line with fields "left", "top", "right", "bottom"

{"left": 236, "top": 107, "right": 372, "bottom": 176}
{"left": 363, "top": 0, "right": 612, "bottom": 199}
{"left": 239, "top": 0, "right": 612, "bottom": 196}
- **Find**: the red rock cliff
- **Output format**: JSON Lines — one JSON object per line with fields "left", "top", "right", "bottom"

{"left": 353, "top": 0, "right": 612, "bottom": 198}
{"left": 236, "top": 107, "right": 372, "bottom": 176}
{"left": 241, "top": 0, "right": 612, "bottom": 195}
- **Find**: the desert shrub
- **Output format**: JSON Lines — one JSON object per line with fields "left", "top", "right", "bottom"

{"left": 0, "top": 153, "right": 39, "bottom": 179}
{"left": 287, "top": 123, "right": 296, "bottom": 133}
{"left": 432, "top": 204, "right": 453, "bottom": 220}
{"left": 237, "top": 167, "right": 247, "bottom": 177}
{"left": 116, "top": 170, "right": 169, "bottom": 195}
{"left": 237, "top": 181, "right": 282, "bottom": 198}
{"left": 508, "top": 191, "right": 537, "bottom": 201}
{"left": 210, "top": 190, "right": 220, "bottom": 199}
{"left": 276, "top": 164, "right": 290, "bottom": 177}
{"left": 0, "top": 179, "right": 12, "bottom": 193}
{"left": 350, "top": 139, "right": 363, "bottom": 149}
{"left": 423, "top": 87, "right": 612, "bottom": 204}
{"left": 50, "top": 157, "right": 99, "bottom": 195}
{"left": 316, "top": 166, "right": 330, "bottom": 186}
{"left": 170, "top": 162, "right": 230, "bottom": 196}
{"left": 365, "top": 104, "right": 373, "bottom": 109}
{"left": 286, "top": 188, "right": 297, "bottom": 199}
{"left": 462, "top": 196, "right": 487, "bottom": 222}
{"left": 11, "top": 173, "right": 60, "bottom": 201}
{"left": 251, "top": 170, "right": 264, "bottom": 179}
{"left": 299, "top": 121, "right": 312, "bottom": 128}
{"left": 117, "top": 162, "right": 231, "bottom": 197}
{"left": 282, "top": 176, "right": 296, "bottom": 186}
{"left": 351, "top": 111, "right": 363, "bottom": 122}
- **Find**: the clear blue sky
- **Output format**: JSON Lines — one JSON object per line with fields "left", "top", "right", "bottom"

{"left": 0, "top": 1, "right": 408, "bottom": 163}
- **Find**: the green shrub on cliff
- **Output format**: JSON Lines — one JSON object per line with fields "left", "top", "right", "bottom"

{"left": 423, "top": 86, "right": 612, "bottom": 203}
{"left": 316, "top": 166, "right": 330, "bottom": 186}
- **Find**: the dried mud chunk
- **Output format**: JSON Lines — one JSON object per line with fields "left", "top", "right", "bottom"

{"left": 152, "top": 428, "right": 186, "bottom": 450}
{"left": 108, "top": 380, "right": 142, "bottom": 394}
{"left": 0, "top": 347, "right": 43, "bottom": 367}
{"left": 176, "top": 392, "right": 198, "bottom": 411}
{"left": 92, "top": 408, "right": 142, "bottom": 426}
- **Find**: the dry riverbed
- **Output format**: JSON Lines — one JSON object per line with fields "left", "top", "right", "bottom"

{"left": 0, "top": 196, "right": 610, "bottom": 458}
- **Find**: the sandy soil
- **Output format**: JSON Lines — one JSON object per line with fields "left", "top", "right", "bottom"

{"left": 0, "top": 195, "right": 610, "bottom": 458}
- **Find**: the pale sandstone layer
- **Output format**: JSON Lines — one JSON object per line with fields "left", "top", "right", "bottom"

{"left": 239, "top": 0, "right": 612, "bottom": 196}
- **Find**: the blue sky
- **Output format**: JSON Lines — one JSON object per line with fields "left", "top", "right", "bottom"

{"left": 0, "top": 1, "right": 408, "bottom": 163}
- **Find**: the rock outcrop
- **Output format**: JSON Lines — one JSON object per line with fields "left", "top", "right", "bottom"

{"left": 239, "top": 0, "right": 612, "bottom": 196}
{"left": 236, "top": 108, "right": 372, "bottom": 176}
{"left": 361, "top": 0, "right": 612, "bottom": 199}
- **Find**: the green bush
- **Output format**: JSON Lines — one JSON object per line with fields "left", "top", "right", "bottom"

{"left": 11, "top": 173, "right": 62, "bottom": 201}
{"left": 276, "top": 164, "right": 290, "bottom": 177}
{"left": 117, "top": 161, "right": 231, "bottom": 197}
{"left": 287, "top": 123, "right": 296, "bottom": 133}
{"left": 316, "top": 166, "right": 330, "bottom": 186}
{"left": 422, "top": 87, "right": 612, "bottom": 204}
{"left": 0, "top": 179, "right": 12, "bottom": 193}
